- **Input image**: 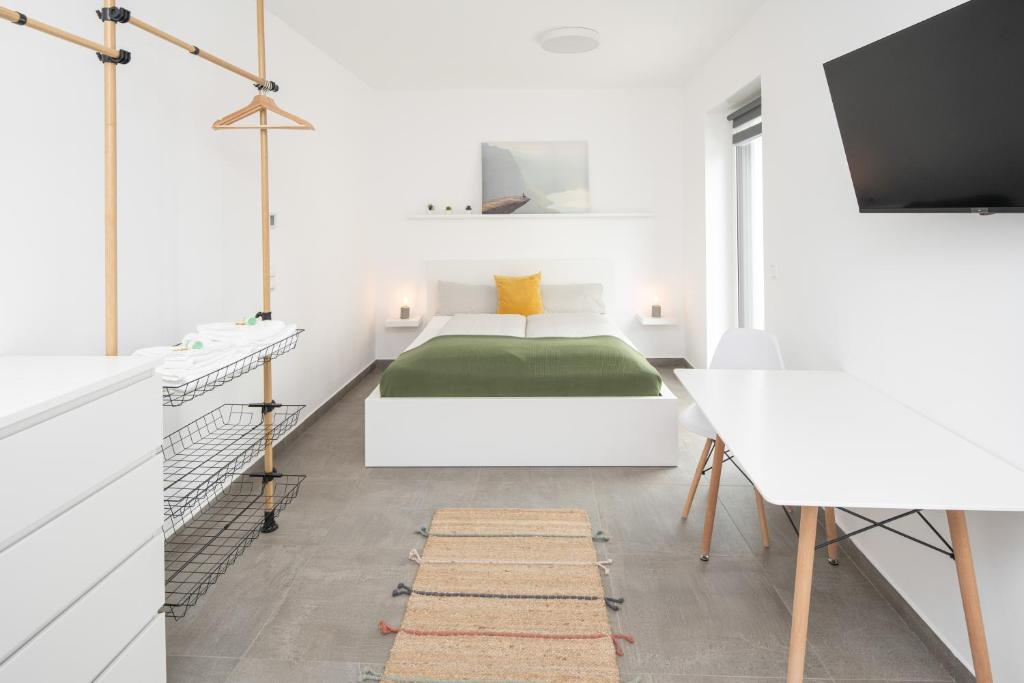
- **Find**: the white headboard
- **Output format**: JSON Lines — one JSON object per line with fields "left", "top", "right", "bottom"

{"left": 424, "top": 259, "right": 614, "bottom": 316}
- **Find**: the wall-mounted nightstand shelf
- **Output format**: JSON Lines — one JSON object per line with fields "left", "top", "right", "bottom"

{"left": 637, "top": 315, "right": 678, "bottom": 327}
{"left": 408, "top": 212, "right": 652, "bottom": 220}
{"left": 385, "top": 316, "right": 423, "bottom": 328}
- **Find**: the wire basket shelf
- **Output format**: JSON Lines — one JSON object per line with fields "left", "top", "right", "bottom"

{"left": 162, "top": 403, "right": 305, "bottom": 535}
{"left": 161, "top": 329, "right": 304, "bottom": 407}
{"left": 163, "top": 474, "right": 305, "bottom": 620}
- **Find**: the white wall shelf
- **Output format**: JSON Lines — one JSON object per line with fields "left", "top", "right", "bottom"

{"left": 385, "top": 316, "right": 423, "bottom": 328}
{"left": 637, "top": 314, "right": 678, "bottom": 326}
{"left": 407, "top": 212, "right": 653, "bottom": 220}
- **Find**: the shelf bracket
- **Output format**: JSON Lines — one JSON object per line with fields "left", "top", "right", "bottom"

{"left": 247, "top": 400, "right": 281, "bottom": 415}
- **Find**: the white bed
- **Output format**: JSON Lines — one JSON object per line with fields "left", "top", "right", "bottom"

{"left": 365, "top": 311, "right": 679, "bottom": 467}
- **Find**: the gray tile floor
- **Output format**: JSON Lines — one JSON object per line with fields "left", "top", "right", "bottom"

{"left": 166, "top": 369, "right": 956, "bottom": 683}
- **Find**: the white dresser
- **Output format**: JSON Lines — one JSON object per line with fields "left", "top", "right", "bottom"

{"left": 0, "top": 357, "right": 166, "bottom": 683}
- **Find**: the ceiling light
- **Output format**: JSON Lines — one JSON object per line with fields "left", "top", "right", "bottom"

{"left": 539, "top": 27, "right": 600, "bottom": 54}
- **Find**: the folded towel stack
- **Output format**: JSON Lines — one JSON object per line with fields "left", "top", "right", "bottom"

{"left": 133, "top": 319, "right": 298, "bottom": 386}
{"left": 197, "top": 320, "right": 293, "bottom": 352}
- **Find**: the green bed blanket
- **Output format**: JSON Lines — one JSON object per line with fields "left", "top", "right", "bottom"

{"left": 380, "top": 335, "right": 663, "bottom": 397}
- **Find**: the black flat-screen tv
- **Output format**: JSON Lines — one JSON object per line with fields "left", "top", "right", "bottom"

{"left": 823, "top": 0, "right": 1024, "bottom": 214}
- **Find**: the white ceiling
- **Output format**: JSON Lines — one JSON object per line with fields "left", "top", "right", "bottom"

{"left": 272, "top": 0, "right": 765, "bottom": 90}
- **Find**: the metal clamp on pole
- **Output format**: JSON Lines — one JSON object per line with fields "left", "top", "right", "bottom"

{"left": 255, "top": 311, "right": 272, "bottom": 320}
{"left": 248, "top": 469, "right": 283, "bottom": 484}
{"left": 95, "top": 6, "right": 130, "bottom": 23}
{"left": 96, "top": 48, "right": 130, "bottom": 64}
{"left": 254, "top": 80, "right": 279, "bottom": 92}
{"left": 247, "top": 400, "right": 282, "bottom": 415}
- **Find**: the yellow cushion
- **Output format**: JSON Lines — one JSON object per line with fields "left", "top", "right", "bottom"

{"left": 494, "top": 272, "right": 544, "bottom": 316}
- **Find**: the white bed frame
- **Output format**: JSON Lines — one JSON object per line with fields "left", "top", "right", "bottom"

{"left": 364, "top": 259, "right": 680, "bottom": 467}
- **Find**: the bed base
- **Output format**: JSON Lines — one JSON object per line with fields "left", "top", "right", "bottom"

{"left": 364, "top": 385, "right": 679, "bottom": 467}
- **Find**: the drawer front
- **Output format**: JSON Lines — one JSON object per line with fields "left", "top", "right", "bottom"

{"left": 0, "top": 375, "right": 161, "bottom": 550}
{"left": 0, "top": 453, "right": 162, "bottom": 662}
{"left": 96, "top": 615, "right": 166, "bottom": 683}
{"left": 0, "top": 534, "right": 164, "bottom": 683}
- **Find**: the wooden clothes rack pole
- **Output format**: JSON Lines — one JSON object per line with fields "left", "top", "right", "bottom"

{"left": 255, "top": 0, "right": 277, "bottom": 532}
{"left": 122, "top": 1, "right": 313, "bottom": 534}
{"left": 1, "top": 4, "right": 124, "bottom": 356}
{"left": 5, "top": 1, "right": 313, "bottom": 534}
{"left": 103, "top": 0, "right": 118, "bottom": 356}
{"left": 1, "top": 6, "right": 120, "bottom": 58}
{"left": 126, "top": 14, "right": 272, "bottom": 88}
{"left": 127, "top": 1, "right": 304, "bottom": 532}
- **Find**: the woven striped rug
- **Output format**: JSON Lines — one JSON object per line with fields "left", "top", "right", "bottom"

{"left": 371, "top": 508, "right": 632, "bottom": 683}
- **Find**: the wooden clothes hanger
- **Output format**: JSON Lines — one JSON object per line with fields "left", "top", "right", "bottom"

{"left": 212, "top": 92, "right": 315, "bottom": 131}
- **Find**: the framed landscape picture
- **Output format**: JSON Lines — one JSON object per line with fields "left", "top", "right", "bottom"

{"left": 481, "top": 141, "right": 590, "bottom": 214}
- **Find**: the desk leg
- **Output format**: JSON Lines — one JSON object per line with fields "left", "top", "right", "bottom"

{"left": 787, "top": 505, "right": 819, "bottom": 683}
{"left": 699, "top": 436, "right": 726, "bottom": 561}
{"left": 946, "top": 510, "right": 993, "bottom": 683}
{"left": 824, "top": 507, "right": 840, "bottom": 566}
{"left": 754, "top": 489, "right": 770, "bottom": 548}
{"left": 682, "top": 438, "right": 714, "bottom": 518}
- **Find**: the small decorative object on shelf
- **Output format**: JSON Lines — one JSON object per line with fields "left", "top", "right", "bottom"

{"left": 400, "top": 297, "right": 411, "bottom": 320}
{"left": 427, "top": 203, "right": 435, "bottom": 213}
{"left": 464, "top": 204, "right": 473, "bottom": 213}
{"left": 652, "top": 297, "right": 662, "bottom": 319}
{"left": 445, "top": 205, "right": 453, "bottom": 214}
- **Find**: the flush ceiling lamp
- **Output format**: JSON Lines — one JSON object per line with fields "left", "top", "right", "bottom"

{"left": 539, "top": 26, "right": 600, "bottom": 54}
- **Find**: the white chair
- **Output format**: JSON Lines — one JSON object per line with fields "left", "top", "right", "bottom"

{"left": 680, "top": 329, "right": 784, "bottom": 549}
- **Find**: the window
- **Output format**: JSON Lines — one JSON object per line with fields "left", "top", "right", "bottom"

{"left": 730, "top": 98, "right": 764, "bottom": 329}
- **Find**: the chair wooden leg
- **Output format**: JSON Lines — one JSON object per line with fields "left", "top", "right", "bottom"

{"left": 699, "top": 436, "right": 725, "bottom": 561}
{"left": 786, "top": 506, "right": 819, "bottom": 683}
{"left": 754, "top": 489, "right": 770, "bottom": 548}
{"left": 946, "top": 510, "right": 993, "bottom": 683}
{"left": 682, "top": 438, "right": 714, "bottom": 519}
{"left": 824, "top": 507, "right": 840, "bottom": 566}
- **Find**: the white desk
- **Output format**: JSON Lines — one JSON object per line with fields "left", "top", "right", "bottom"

{"left": 674, "top": 369, "right": 1024, "bottom": 683}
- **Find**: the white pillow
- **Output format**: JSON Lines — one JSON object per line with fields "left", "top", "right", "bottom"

{"left": 540, "top": 284, "right": 605, "bottom": 314}
{"left": 436, "top": 281, "right": 497, "bottom": 315}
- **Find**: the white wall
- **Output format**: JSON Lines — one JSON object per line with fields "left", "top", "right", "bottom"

{"left": 365, "top": 89, "right": 688, "bottom": 360}
{"left": 679, "top": 0, "right": 1024, "bottom": 677}
{"left": 0, "top": 0, "right": 376, "bottom": 428}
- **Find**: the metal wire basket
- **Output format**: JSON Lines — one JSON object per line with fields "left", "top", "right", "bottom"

{"left": 163, "top": 474, "right": 305, "bottom": 620}
{"left": 161, "top": 329, "right": 304, "bottom": 406}
{"left": 162, "top": 403, "right": 305, "bottom": 535}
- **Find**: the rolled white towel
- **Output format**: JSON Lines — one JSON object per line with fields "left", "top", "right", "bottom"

{"left": 178, "top": 333, "right": 232, "bottom": 351}
{"left": 134, "top": 335, "right": 230, "bottom": 363}
{"left": 257, "top": 323, "right": 297, "bottom": 347}
{"left": 197, "top": 320, "right": 286, "bottom": 344}
{"left": 158, "top": 351, "right": 240, "bottom": 384}
{"left": 161, "top": 348, "right": 236, "bottom": 370}
{"left": 140, "top": 320, "right": 299, "bottom": 386}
